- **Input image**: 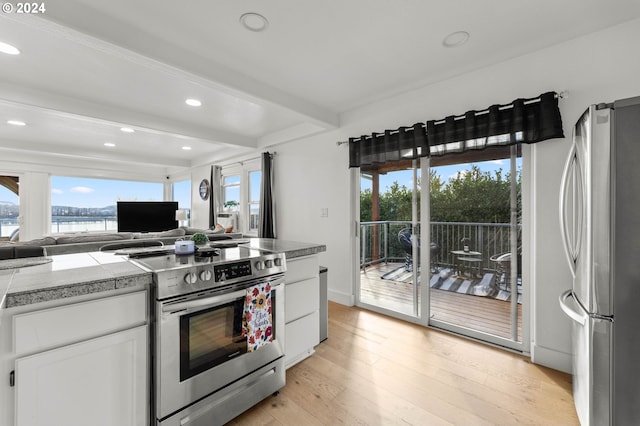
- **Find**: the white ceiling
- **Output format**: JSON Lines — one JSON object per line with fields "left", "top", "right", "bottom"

{"left": 1, "top": 0, "right": 640, "bottom": 171}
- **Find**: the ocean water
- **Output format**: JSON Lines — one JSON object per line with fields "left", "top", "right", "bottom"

{"left": 0, "top": 218, "right": 118, "bottom": 238}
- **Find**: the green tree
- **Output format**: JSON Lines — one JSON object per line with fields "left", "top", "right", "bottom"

{"left": 379, "top": 181, "right": 413, "bottom": 221}
{"left": 360, "top": 188, "right": 372, "bottom": 222}
{"left": 360, "top": 165, "right": 519, "bottom": 224}
{"left": 431, "top": 165, "right": 513, "bottom": 223}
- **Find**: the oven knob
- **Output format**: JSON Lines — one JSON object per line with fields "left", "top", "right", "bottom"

{"left": 254, "top": 260, "right": 264, "bottom": 271}
{"left": 184, "top": 272, "right": 198, "bottom": 285}
{"left": 274, "top": 257, "right": 282, "bottom": 267}
{"left": 265, "top": 259, "right": 274, "bottom": 268}
{"left": 200, "top": 270, "right": 212, "bottom": 281}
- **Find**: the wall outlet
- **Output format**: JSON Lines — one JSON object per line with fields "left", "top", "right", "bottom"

{"left": 320, "top": 208, "right": 328, "bottom": 217}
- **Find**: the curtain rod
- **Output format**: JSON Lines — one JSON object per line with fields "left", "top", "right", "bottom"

{"left": 220, "top": 151, "right": 277, "bottom": 169}
{"left": 336, "top": 91, "right": 567, "bottom": 146}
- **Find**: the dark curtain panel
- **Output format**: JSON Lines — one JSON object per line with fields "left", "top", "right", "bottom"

{"left": 259, "top": 152, "right": 276, "bottom": 238}
{"left": 209, "top": 166, "right": 216, "bottom": 229}
{"left": 349, "top": 123, "right": 427, "bottom": 168}
{"left": 348, "top": 91, "right": 564, "bottom": 167}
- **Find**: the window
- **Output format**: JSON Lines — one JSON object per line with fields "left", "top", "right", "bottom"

{"left": 50, "top": 176, "right": 164, "bottom": 233}
{"left": 0, "top": 176, "right": 19, "bottom": 239}
{"left": 173, "top": 179, "right": 191, "bottom": 226}
{"left": 220, "top": 160, "right": 261, "bottom": 235}
{"left": 222, "top": 175, "right": 240, "bottom": 211}
{"left": 248, "top": 171, "right": 262, "bottom": 233}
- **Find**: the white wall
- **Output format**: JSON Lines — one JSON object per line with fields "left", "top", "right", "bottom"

{"left": 272, "top": 18, "right": 640, "bottom": 372}
{"left": 189, "top": 165, "right": 212, "bottom": 229}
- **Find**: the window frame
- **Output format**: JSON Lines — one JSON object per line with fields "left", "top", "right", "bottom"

{"left": 220, "top": 159, "right": 261, "bottom": 236}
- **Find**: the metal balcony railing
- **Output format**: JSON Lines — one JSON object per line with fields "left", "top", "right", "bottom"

{"left": 360, "top": 220, "right": 520, "bottom": 273}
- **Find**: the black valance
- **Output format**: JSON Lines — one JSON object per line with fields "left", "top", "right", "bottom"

{"left": 348, "top": 91, "right": 564, "bottom": 168}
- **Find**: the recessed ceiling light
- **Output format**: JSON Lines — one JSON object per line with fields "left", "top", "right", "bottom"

{"left": 0, "top": 41, "right": 20, "bottom": 55}
{"left": 442, "top": 31, "right": 470, "bottom": 48}
{"left": 182, "top": 146, "right": 192, "bottom": 151}
{"left": 240, "top": 12, "right": 269, "bottom": 32}
{"left": 104, "top": 142, "right": 116, "bottom": 147}
{"left": 7, "top": 120, "right": 26, "bottom": 126}
{"left": 185, "top": 98, "right": 202, "bottom": 107}
{"left": 120, "top": 127, "right": 135, "bottom": 133}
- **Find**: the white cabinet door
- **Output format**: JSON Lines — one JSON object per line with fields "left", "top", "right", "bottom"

{"left": 14, "top": 325, "right": 148, "bottom": 426}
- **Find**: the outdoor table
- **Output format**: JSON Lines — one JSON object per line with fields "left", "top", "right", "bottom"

{"left": 451, "top": 250, "right": 482, "bottom": 277}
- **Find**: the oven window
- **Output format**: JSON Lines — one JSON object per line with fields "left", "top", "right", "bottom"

{"left": 179, "top": 289, "right": 278, "bottom": 382}
{"left": 179, "top": 299, "right": 247, "bottom": 381}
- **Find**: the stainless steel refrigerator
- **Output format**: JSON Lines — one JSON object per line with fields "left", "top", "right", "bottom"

{"left": 559, "top": 96, "right": 640, "bottom": 425}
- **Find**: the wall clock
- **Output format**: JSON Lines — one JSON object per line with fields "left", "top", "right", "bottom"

{"left": 199, "top": 179, "right": 210, "bottom": 201}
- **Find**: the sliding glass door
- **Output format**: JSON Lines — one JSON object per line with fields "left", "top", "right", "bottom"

{"left": 354, "top": 147, "right": 526, "bottom": 350}
{"left": 428, "top": 147, "right": 523, "bottom": 349}
{"left": 357, "top": 161, "right": 422, "bottom": 319}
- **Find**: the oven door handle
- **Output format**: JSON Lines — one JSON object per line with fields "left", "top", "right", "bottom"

{"left": 162, "top": 281, "right": 283, "bottom": 315}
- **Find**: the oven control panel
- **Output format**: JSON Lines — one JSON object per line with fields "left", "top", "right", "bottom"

{"left": 213, "top": 260, "right": 252, "bottom": 282}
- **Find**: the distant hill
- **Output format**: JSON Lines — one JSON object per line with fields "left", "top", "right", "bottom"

{"left": 51, "top": 204, "right": 116, "bottom": 216}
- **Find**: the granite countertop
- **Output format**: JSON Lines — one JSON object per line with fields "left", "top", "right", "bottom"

{"left": 0, "top": 238, "right": 325, "bottom": 311}
{"left": 0, "top": 251, "right": 152, "bottom": 310}
{"left": 240, "top": 238, "right": 326, "bottom": 258}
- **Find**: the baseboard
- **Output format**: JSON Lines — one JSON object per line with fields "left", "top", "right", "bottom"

{"left": 328, "top": 289, "right": 354, "bottom": 306}
{"left": 531, "top": 343, "right": 572, "bottom": 374}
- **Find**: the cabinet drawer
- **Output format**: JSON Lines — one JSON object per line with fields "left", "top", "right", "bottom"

{"left": 285, "top": 312, "right": 319, "bottom": 367}
{"left": 285, "top": 255, "right": 319, "bottom": 283}
{"left": 285, "top": 277, "right": 319, "bottom": 322}
{"left": 13, "top": 291, "right": 147, "bottom": 355}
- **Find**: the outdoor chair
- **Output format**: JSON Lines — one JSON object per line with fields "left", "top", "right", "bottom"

{"left": 489, "top": 251, "right": 522, "bottom": 290}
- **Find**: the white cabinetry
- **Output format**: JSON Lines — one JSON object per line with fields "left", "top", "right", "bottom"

{"left": 0, "top": 290, "right": 148, "bottom": 426}
{"left": 15, "top": 326, "right": 147, "bottom": 426}
{"left": 284, "top": 255, "right": 320, "bottom": 368}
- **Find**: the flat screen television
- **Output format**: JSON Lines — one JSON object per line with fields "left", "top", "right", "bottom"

{"left": 117, "top": 201, "right": 179, "bottom": 232}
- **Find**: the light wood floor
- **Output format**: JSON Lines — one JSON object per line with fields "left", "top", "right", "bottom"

{"left": 229, "top": 302, "right": 578, "bottom": 426}
{"left": 360, "top": 263, "right": 523, "bottom": 340}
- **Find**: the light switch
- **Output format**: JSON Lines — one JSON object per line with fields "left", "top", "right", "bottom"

{"left": 320, "top": 208, "right": 328, "bottom": 217}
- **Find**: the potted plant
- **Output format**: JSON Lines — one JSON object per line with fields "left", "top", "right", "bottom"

{"left": 190, "top": 232, "right": 209, "bottom": 245}
{"left": 224, "top": 200, "right": 239, "bottom": 211}
{"left": 461, "top": 237, "right": 471, "bottom": 253}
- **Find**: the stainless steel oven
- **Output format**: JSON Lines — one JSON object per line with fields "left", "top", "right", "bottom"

{"left": 131, "top": 247, "right": 286, "bottom": 426}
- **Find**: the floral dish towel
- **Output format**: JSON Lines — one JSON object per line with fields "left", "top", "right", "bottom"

{"left": 242, "top": 282, "right": 273, "bottom": 352}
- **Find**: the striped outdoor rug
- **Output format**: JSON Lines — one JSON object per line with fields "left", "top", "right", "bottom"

{"left": 381, "top": 266, "right": 522, "bottom": 304}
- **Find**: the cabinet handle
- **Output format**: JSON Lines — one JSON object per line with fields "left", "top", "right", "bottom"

{"left": 9, "top": 370, "right": 14, "bottom": 387}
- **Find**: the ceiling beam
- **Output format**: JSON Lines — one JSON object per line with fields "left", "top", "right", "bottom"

{"left": 0, "top": 176, "right": 19, "bottom": 195}
{"left": 0, "top": 85, "right": 257, "bottom": 149}
{"left": 0, "top": 139, "right": 191, "bottom": 168}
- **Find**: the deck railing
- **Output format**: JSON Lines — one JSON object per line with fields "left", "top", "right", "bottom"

{"left": 360, "top": 220, "right": 520, "bottom": 273}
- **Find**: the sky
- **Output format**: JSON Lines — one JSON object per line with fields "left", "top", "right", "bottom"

{"left": 360, "top": 159, "right": 521, "bottom": 192}
{"left": 0, "top": 185, "right": 18, "bottom": 204}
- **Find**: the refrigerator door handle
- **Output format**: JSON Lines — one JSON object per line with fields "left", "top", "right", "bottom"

{"left": 559, "top": 142, "right": 577, "bottom": 278}
{"left": 559, "top": 289, "right": 588, "bottom": 326}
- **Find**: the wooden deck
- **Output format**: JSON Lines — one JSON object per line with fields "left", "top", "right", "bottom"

{"left": 360, "top": 263, "right": 522, "bottom": 341}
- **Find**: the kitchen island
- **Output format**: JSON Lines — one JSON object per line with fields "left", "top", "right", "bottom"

{"left": 0, "top": 238, "right": 325, "bottom": 310}
{"left": 0, "top": 238, "right": 325, "bottom": 426}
